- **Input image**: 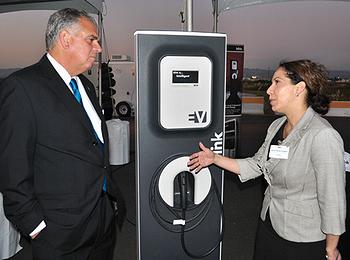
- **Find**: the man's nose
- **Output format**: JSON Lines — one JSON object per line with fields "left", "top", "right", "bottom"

{"left": 94, "top": 41, "right": 102, "bottom": 53}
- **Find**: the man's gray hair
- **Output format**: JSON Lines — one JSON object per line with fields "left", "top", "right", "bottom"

{"left": 45, "top": 8, "right": 97, "bottom": 50}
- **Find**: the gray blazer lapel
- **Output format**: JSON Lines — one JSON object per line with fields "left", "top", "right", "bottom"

{"left": 265, "top": 108, "right": 316, "bottom": 182}
{"left": 280, "top": 108, "right": 315, "bottom": 157}
{"left": 263, "top": 118, "right": 287, "bottom": 181}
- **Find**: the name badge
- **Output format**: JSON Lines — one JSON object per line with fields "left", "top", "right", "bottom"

{"left": 269, "top": 145, "right": 289, "bottom": 159}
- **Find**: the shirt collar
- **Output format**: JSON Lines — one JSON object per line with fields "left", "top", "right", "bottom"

{"left": 46, "top": 53, "right": 74, "bottom": 86}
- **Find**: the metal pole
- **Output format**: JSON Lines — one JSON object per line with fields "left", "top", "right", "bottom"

{"left": 98, "top": 12, "right": 102, "bottom": 106}
{"left": 186, "top": 0, "right": 193, "bottom": 31}
{"left": 180, "top": 0, "right": 186, "bottom": 31}
{"left": 212, "top": 0, "right": 219, "bottom": 32}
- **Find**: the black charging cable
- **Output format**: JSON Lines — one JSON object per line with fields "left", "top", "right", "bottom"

{"left": 149, "top": 153, "right": 225, "bottom": 258}
{"left": 180, "top": 173, "right": 225, "bottom": 258}
{"left": 149, "top": 153, "right": 213, "bottom": 233}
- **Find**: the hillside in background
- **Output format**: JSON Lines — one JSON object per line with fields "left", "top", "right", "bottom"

{"left": 245, "top": 68, "right": 350, "bottom": 80}
{"left": 243, "top": 79, "right": 350, "bottom": 102}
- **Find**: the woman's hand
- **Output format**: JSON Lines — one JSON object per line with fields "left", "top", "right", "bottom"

{"left": 188, "top": 142, "right": 215, "bottom": 173}
{"left": 326, "top": 248, "right": 341, "bottom": 260}
{"left": 326, "top": 234, "right": 342, "bottom": 260}
{"left": 188, "top": 142, "right": 240, "bottom": 175}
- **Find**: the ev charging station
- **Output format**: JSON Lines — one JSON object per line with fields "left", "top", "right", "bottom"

{"left": 135, "top": 31, "right": 226, "bottom": 260}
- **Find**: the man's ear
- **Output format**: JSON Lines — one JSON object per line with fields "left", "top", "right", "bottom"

{"left": 58, "top": 30, "right": 71, "bottom": 49}
{"left": 295, "top": 81, "right": 306, "bottom": 96}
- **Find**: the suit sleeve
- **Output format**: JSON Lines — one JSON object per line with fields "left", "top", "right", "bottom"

{"left": 0, "top": 76, "right": 44, "bottom": 235}
{"left": 311, "top": 127, "right": 346, "bottom": 235}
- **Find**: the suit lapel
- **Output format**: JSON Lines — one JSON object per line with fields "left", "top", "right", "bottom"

{"left": 263, "top": 118, "right": 286, "bottom": 182}
{"left": 280, "top": 108, "right": 314, "bottom": 149}
{"left": 264, "top": 108, "right": 315, "bottom": 181}
{"left": 79, "top": 76, "right": 103, "bottom": 119}
{"left": 37, "top": 56, "right": 100, "bottom": 143}
{"left": 79, "top": 75, "right": 110, "bottom": 162}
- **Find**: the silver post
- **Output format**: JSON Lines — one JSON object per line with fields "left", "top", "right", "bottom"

{"left": 98, "top": 12, "right": 102, "bottom": 106}
{"left": 186, "top": 0, "right": 193, "bottom": 32}
{"left": 212, "top": 0, "right": 218, "bottom": 32}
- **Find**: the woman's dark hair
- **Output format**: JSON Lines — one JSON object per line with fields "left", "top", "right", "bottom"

{"left": 279, "top": 59, "right": 330, "bottom": 115}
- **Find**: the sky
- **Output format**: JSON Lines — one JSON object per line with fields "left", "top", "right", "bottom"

{"left": 1, "top": 0, "right": 350, "bottom": 71}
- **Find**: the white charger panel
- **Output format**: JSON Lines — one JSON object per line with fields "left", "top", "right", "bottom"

{"left": 159, "top": 56, "right": 212, "bottom": 130}
{"left": 158, "top": 156, "right": 211, "bottom": 207}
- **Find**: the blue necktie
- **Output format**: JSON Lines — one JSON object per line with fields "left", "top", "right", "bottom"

{"left": 69, "top": 78, "right": 107, "bottom": 192}
{"left": 69, "top": 78, "right": 82, "bottom": 104}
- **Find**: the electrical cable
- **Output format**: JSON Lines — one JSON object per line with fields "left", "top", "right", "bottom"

{"left": 149, "top": 153, "right": 225, "bottom": 258}
{"left": 180, "top": 174, "right": 225, "bottom": 258}
{"left": 126, "top": 217, "right": 136, "bottom": 227}
{"left": 98, "top": 16, "right": 109, "bottom": 63}
{"left": 110, "top": 160, "right": 137, "bottom": 227}
{"left": 149, "top": 153, "right": 213, "bottom": 233}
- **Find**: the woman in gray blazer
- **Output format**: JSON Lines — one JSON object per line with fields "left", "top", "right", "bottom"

{"left": 188, "top": 60, "right": 346, "bottom": 260}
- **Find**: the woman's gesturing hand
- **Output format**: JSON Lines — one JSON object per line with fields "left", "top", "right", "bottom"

{"left": 188, "top": 142, "right": 215, "bottom": 173}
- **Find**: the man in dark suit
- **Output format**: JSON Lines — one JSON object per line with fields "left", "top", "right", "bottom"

{"left": 0, "top": 8, "right": 124, "bottom": 259}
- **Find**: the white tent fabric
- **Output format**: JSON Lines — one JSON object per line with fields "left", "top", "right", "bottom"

{"left": 1, "top": 193, "right": 22, "bottom": 259}
{"left": 0, "top": 0, "right": 103, "bottom": 14}
{"left": 218, "top": 0, "right": 350, "bottom": 13}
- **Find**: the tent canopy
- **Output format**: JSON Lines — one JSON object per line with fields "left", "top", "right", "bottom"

{"left": 0, "top": 0, "right": 103, "bottom": 14}
{"left": 218, "top": 0, "right": 350, "bottom": 14}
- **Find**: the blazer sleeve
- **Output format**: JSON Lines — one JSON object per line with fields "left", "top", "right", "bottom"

{"left": 236, "top": 118, "right": 283, "bottom": 182}
{"left": 0, "top": 75, "right": 44, "bottom": 235}
{"left": 311, "top": 127, "right": 346, "bottom": 235}
{"left": 236, "top": 141, "right": 266, "bottom": 182}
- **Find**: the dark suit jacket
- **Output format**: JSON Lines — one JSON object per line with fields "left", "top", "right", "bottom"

{"left": 0, "top": 55, "right": 123, "bottom": 252}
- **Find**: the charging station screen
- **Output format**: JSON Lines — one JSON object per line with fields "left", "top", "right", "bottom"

{"left": 172, "top": 70, "right": 198, "bottom": 84}
{"left": 160, "top": 55, "right": 212, "bottom": 129}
